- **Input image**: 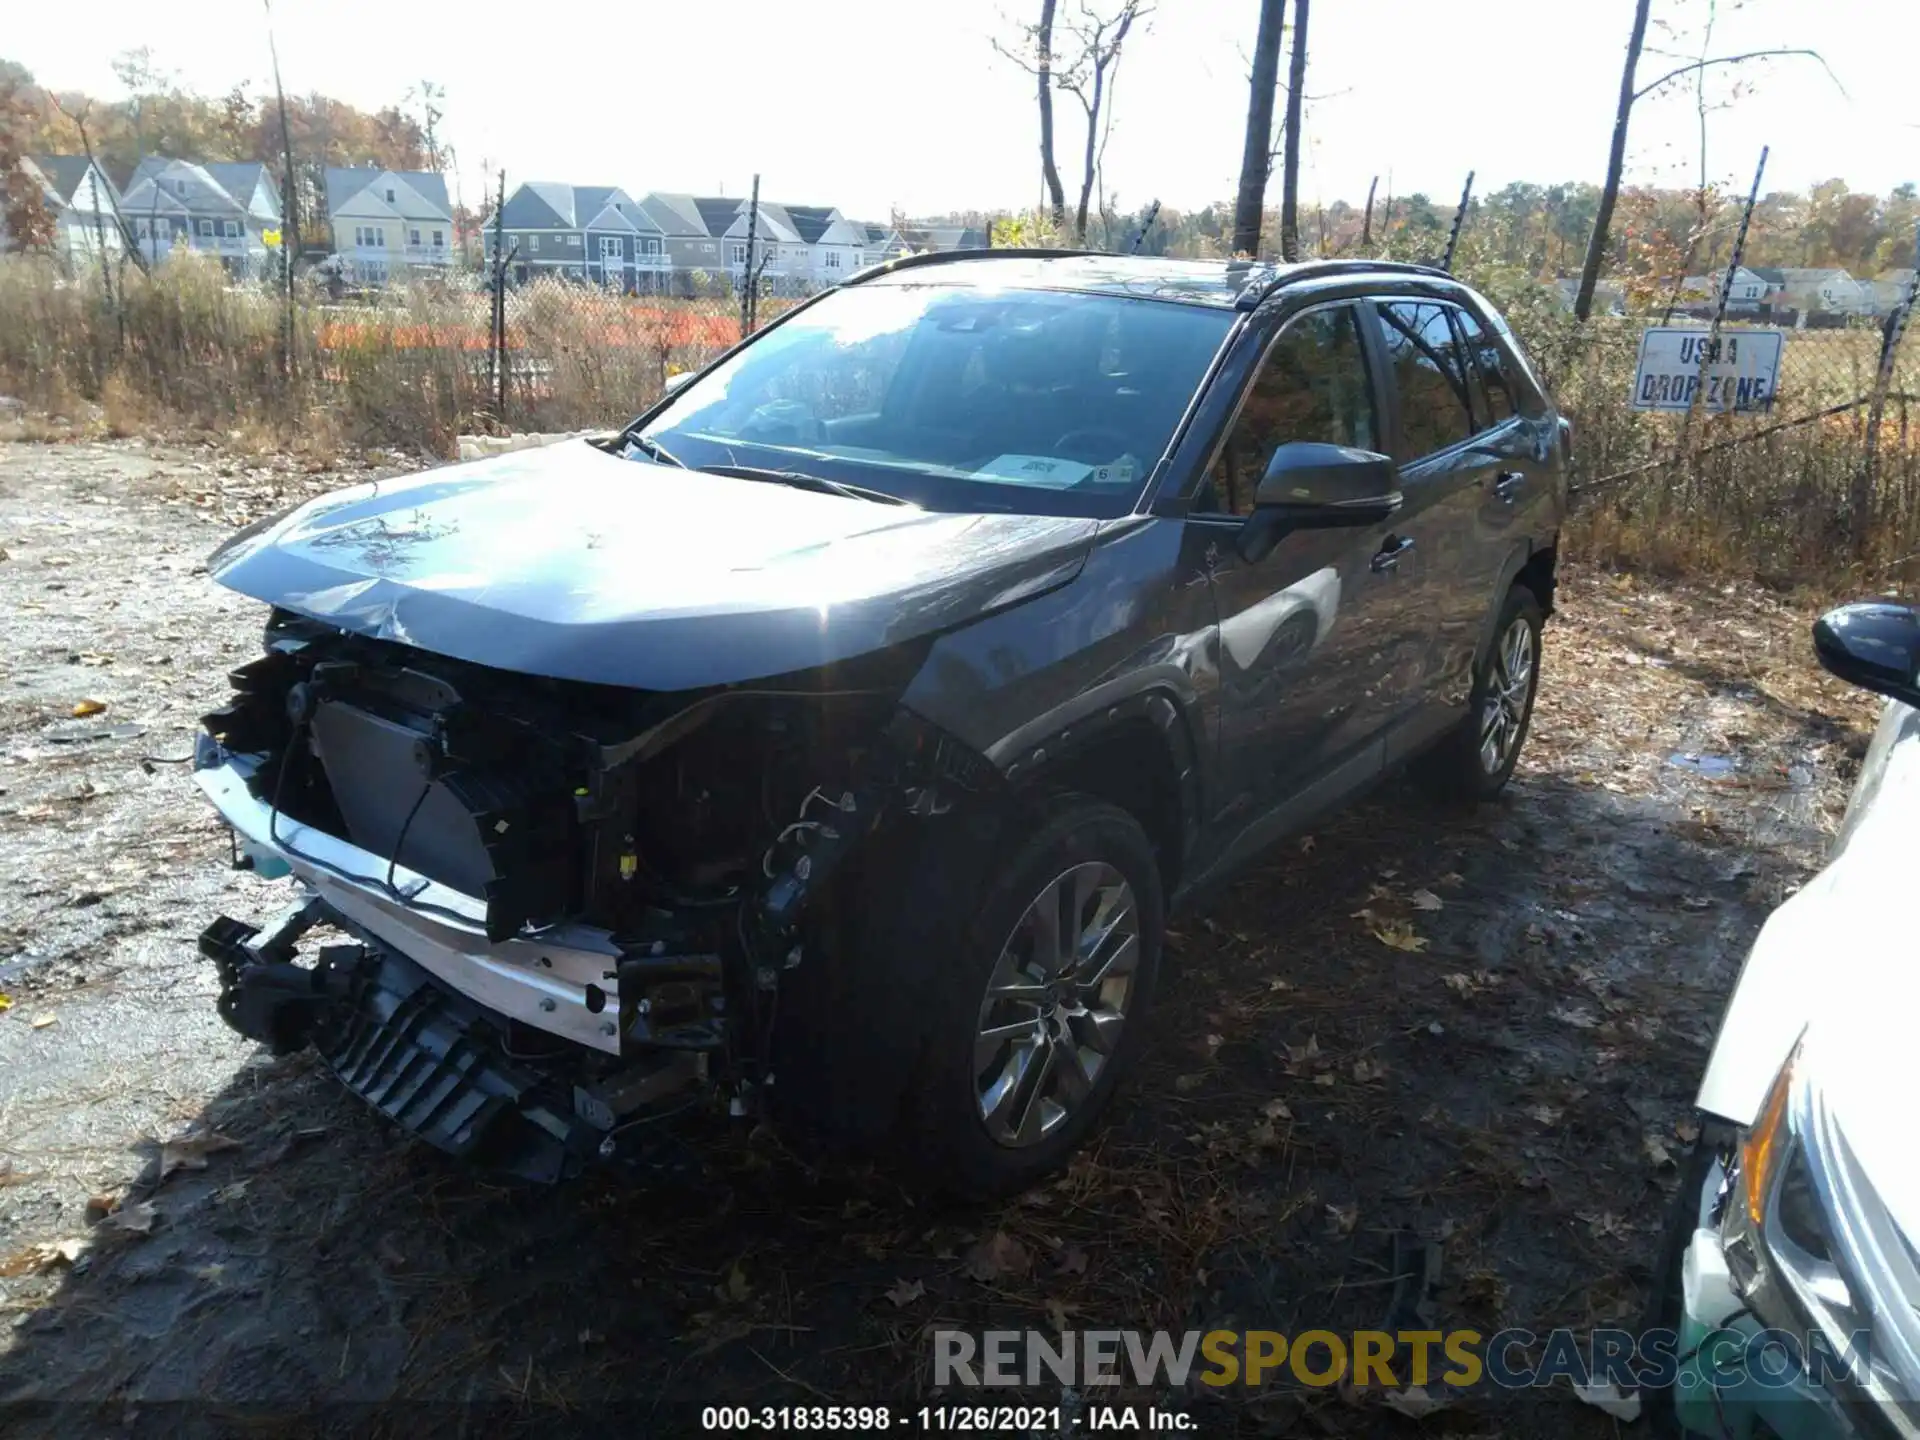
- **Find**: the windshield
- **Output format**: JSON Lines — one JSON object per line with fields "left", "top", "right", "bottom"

{"left": 631, "top": 282, "right": 1234, "bottom": 516}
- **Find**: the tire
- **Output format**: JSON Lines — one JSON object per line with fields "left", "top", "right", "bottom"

{"left": 1416, "top": 583, "right": 1544, "bottom": 803}
{"left": 899, "top": 796, "right": 1164, "bottom": 1200}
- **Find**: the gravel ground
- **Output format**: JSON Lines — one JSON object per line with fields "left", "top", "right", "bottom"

{"left": 0, "top": 436, "right": 1882, "bottom": 1437}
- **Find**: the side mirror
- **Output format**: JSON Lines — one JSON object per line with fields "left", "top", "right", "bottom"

{"left": 1239, "top": 442, "right": 1402, "bottom": 563}
{"left": 662, "top": 370, "right": 694, "bottom": 397}
{"left": 1813, "top": 602, "right": 1920, "bottom": 708}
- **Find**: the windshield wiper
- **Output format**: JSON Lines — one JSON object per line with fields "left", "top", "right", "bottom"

{"left": 626, "top": 433, "right": 686, "bottom": 468}
{"left": 696, "top": 464, "right": 911, "bottom": 506}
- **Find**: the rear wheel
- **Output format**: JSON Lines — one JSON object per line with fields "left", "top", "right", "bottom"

{"left": 1416, "top": 583, "right": 1544, "bottom": 802}
{"left": 902, "top": 797, "right": 1163, "bottom": 1199}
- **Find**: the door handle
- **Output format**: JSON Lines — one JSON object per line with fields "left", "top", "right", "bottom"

{"left": 1371, "top": 535, "right": 1415, "bottom": 573}
{"left": 1491, "top": 470, "right": 1524, "bottom": 504}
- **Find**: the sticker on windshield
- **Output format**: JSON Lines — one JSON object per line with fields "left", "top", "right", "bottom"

{"left": 973, "top": 455, "right": 1095, "bottom": 489}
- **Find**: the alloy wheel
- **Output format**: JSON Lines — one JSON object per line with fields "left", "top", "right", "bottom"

{"left": 1478, "top": 616, "right": 1538, "bottom": 775}
{"left": 973, "top": 861, "right": 1140, "bottom": 1148}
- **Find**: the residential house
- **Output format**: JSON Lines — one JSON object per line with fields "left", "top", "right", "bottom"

{"left": 1550, "top": 277, "right": 1625, "bottom": 316}
{"left": 324, "top": 168, "right": 453, "bottom": 283}
{"left": 118, "top": 157, "right": 281, "bottom": 276}
{"left": 8, "top": 156, "right": 124, "bottom": 266}
{"left": 1750, "top": 267, "right": 1873, "bottom": 318}
{"left": 785, "top": 204, "right": 868, "bottom": 284}
{"left": 1869, "top": 269, "right": 1916, "bottom": 317}
{"left": 635, "top": 193, "right": 742, "bottom": 291}
{"left": 483, "top": 181, "right": 676, "bottom": 292}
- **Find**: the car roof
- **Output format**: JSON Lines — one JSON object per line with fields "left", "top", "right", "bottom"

{"left": 855, "top": 250, "right": 1454, "bottom": 310}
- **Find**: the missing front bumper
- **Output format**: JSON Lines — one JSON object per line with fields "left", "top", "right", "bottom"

{"left": 200, "top": 899, "right": 705, "bottom": 1183}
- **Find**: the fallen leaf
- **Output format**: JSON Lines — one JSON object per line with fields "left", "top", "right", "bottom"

{"left": 885, "top": 1278, "right": 926, "bottom": 1308}
{"left": 717, "top": 1262, "right": 750, "bottom": 1303}
{"left": 1371, "top": 920, "right": 1428, "bottom": 953}
{"left": 1581, "top": 1210, "right": 1627, "bottom": 1241}
{"left": 105, "top": 1201, "right": 157, "bottom": 1235}
{"left": 1527, "top": 1103, "right": 1563, "bottom": 1126}
{"left": 1326, "top": 1202, "right": 1360, "bottom": 1235}
{"left": 1382, "top": 1386, "right": 1449, "bottom": 1419}
{"left": 1644, "top": 1135, "right": 1675, "bottom": 1169}
{"left": 1174, "top": 1072, "right": 1206, "bottom": 1093}
{"left": 29, "top": 1014, "right": 56, "bottom": 1029}
{"left": 0, "top": 1237, "right": 87, "bottom": 1276}
{"left": 71, "top": 698, "right": 107, "bottom": 717}
{"left": 1675, "top": 1116, "right": 1702, "bottom": 1144}
{"left": 158, "top": 1129, "right": 241, "bottom": 1180}
{"left": 1552, "top": 1005, "right": 1600, "bottom": 1030}
{"left": 1262, "top": 1098, "right": 1292, "bottom": 1120}
{"left": 1298, "top": 835, "right": 1315, "bottom": 854}
{"left": 1435, "top": 871, "right": 1465, "bottom": 888}
{"left": 1055, "top": 1244, "right": 1089, "bottom": 1276}
{"left": 1409, "top": 888, "right": 1444, "bottom": 912}
{"left": 1046, "top": 1298, "right": 1074, "bottom": 1332}
{"left": 962, "top": 1231, "right": 1032, "bottom": 1284}
{"left": 0, "top": 993, "right": 10, "bottom": 1013}
{"left": 1267, "top": 976, "right": 1292, "bottom": 993}
{"left": 1351, "top": 1058, "right": 1387, "bottom": 1084}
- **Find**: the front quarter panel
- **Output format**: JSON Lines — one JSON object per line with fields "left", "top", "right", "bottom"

{"left": 899, "top": 513, "right": 1217, "bottom": 792}
{"left": 1695, "top": 699, "right": 1920, "bottom": 1125}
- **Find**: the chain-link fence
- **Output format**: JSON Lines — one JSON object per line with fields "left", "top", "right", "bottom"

{"left": 1510, "top": 292, "right": 1919, "bottom": 582}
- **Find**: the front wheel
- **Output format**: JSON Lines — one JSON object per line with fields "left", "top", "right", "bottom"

{"left": 1416, "top": 583, "right": 1544, "bottom": 802}
{"left": 902, "top": 797, "right": 1164, "bottom": 1199}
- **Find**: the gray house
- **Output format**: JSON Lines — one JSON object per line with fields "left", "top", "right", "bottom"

{"left": 118, "top": 157, "right": 281, "bottom": 276}
{"left": 324, "top": 167, "right": 453, "bottom": 283}
{"left": 483, "top": 182, "right": 677, "bottom": 292}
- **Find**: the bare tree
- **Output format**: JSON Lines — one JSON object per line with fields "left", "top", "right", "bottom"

{"left": 1277, "top": 0, "right": 1309, "bottom": 261}
{"left": 992, "top": 1, "right": 1068, "bottom": 227}
{"left": 1230, "top": 0, "right": 1286, "bottom": 257}
{"left": 1573, "top": 0, "right": 1840, "bottom": 321}
{"left": 1056, "top": 0, "right": 1148, "bottom": 246}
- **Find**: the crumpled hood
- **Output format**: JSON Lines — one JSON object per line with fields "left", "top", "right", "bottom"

{"left": 208, "top": 439, "right": 1099, "bottom": 689}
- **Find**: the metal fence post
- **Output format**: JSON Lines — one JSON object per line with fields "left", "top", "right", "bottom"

{"left": 740, "top": 173, "right": 761, "bottom": 339}
{"left": 1680, "top": 145, "right": 1767, "bottom": 459}
{"left": 490, "top": 170, "right": 507, "bottom": 425}
{"left": 1855, "top": 220, "right": 1920, "bottom": 556}
{"left": 1441, "top": 171, "right": 1474, "bottom": 272}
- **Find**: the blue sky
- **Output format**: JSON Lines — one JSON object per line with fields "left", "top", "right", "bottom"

{"left": 10, "top": 0, "right": 1916, "bottom": 220}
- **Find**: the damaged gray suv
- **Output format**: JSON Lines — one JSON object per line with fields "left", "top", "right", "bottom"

{"left": 194, "top": 252, "right": 1568, "bottom": 1196}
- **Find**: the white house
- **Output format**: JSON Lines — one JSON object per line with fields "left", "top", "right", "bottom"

{"left": 325, "top": 168, "right": 453, "bottom": 284}
{"left": 13, "top": 156, "right": 123, "bottom": 266}
{"left": 1762, "top": 267, "right": 1874, "bottom": 318}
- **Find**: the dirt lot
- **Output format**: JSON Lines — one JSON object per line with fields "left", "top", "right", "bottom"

{"left": 0, "top": 436, "right": 1882, "bottom": 1437}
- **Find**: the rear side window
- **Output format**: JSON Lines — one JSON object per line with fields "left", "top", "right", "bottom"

{"left": 1376, "top": 301, "right": 1474, "bottom": 461}
{"left": 1452, "top": 306, "right": 1518, "bottom": 426}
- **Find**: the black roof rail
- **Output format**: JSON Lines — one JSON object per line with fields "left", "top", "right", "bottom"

{"left": 1237, "top": 258, "right": 1458, "bottom": 310}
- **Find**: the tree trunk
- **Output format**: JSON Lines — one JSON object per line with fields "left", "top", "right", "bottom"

{"left": 1230, "top": 0, "right": 1287, "bottom": 258}
{"left": 1278, "top": 0, "right": 1309, "bottom": 262}
{"left": 1574, "top": 0, "right": 1652, "bottom": 321}
{"left": 1038, "top": 0, "right": 1066, "bottom": 228}
{"left": 1073, "top": 63, "right": 1103, "bottom": 245}
{"left": 1361, "top": 174, "right": 1377, "bottom": 249}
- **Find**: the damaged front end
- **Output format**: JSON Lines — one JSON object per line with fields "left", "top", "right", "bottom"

{"left": 193, "top": 608, "right": 992, "bottom": 1182}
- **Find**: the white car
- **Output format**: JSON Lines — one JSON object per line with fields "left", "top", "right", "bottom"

{"left": 1661, "top": 601, "right": 1920, "bottom": 1438}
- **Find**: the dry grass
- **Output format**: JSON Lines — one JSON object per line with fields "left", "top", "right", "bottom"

{"left": 0, "top": 254, "right": 754, "bottom": 459}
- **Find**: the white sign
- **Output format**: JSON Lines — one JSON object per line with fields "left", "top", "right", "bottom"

{"left": 1632, "top": 327, "right": 1784, "bottom": 413}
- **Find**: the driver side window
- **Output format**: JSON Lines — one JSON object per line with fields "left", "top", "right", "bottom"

{"left": 1201, "top": 305, "right": 1379, "bottom": 516}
